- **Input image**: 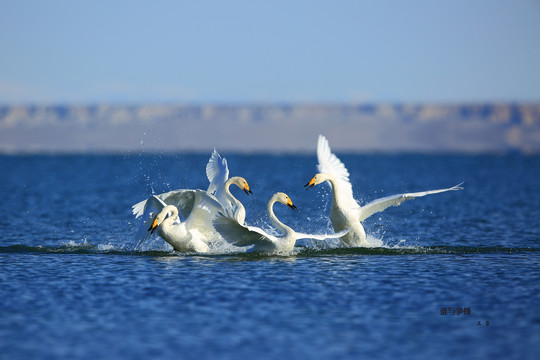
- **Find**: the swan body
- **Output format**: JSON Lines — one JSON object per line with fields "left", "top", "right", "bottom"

{"left": 213, "top": 192, "right": 349, "bottom": 254}
{"left": 132, "top": 191, "right": 222, "bottom": 252}
{"left": 305, "top": 135, "right": 463, "bottom": 247}
{"left": 149, "top": 204, "right": 210, "bottom": 253}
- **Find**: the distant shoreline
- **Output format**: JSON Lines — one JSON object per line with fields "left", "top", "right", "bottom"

{"left": 1, "top": 103, "right": 539, "bottom": 154}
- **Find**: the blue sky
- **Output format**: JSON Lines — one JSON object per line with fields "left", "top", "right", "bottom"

{"left": 1, "top": 0, "right": 539, "bottom": 104}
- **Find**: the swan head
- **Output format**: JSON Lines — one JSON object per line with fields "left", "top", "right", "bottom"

{"left": 275, "top": 192, "right": 297, "bottom": 210}
{"left": 148, "top": 205, "right": 177, "bottom": 234}
{"left": 230, "top": 176, "right": 253, "bottom": 195}
{"left": 304, "top": 173, "right": 329, "bottom": 190}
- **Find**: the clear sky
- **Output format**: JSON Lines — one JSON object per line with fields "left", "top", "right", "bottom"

{"left": 1, "top": 0, "right": 539, "bottom": 105}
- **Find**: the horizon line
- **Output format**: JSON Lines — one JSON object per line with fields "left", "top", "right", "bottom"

{"left": 2, "top": 100, "right": 540, "bottom": 108}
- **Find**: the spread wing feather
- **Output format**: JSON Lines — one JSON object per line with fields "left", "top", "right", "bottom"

{"left": 185, "top": 190, "right": 223, "bottom": 230}
{"left": 316, "top": 135, "right": 358, "bottom": 209}
{"left": 212, "top": 212, "right": 277, "bottom": 247}
{"left": 131, "top": 195, "right": 167, "bottom": 249}
{"left": 206, "top": 149, "right": 229, "bottom": 195}
{"left": 358, "top": 183, "right": 464, "bottom": 222}
{"left": 295, "top": 228, "right": 350, "bottom": 241}
{"left": 132, "top": 189, "right": 197, "bottom": 219}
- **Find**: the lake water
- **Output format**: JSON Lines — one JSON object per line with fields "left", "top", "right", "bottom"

{"left": 1, "top": 153, "right": 539, "bottom": 359}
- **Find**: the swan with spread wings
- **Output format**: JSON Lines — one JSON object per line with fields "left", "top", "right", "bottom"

{"left": 213, "top": 192, "right": 349, "bottom": 254}
{"left": 131, "top": 149, "right": 252, "bottom": 250}
{"left": 132, "top": 192, "right": 222, "bottom": 252}
{"left": 305, "top": 135, "right": 463, "bottom": 247}
{"left": 132, "top": 149, "right": 252, "bottom": 225}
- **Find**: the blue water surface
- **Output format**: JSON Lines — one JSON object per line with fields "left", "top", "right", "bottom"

{"left": 1, "top": 153, "right": 539, "bottom": 359}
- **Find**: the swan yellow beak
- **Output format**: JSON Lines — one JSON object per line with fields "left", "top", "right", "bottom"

{"left": 287, "top": 198, "right": 297, "bottom": 210}
{"left": 148, "top": 217, "right": 159, "bottom": 234}
{"left": 304, "top": 177, "right": 316, "bottom": 190}
{"left": 243, "top": 183, "right": 253, "bottom": 195}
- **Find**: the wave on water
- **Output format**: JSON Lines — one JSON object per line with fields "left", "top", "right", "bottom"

{"left": 0, "top": 243, "right": 173, "bottom": 257}
{"left": 1, "top": 242, "right": 538, "bottom": 257}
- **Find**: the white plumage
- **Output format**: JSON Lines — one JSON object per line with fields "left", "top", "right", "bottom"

{"left": 306, "top": 135, "right": 463, "bottom": 247}
{"left": 132, "top": 149, "right": 251, "bottom": 225}
{"left": 213, "top": 192, "right": 349, "bottom": 254}
{"left": 132, "top": 192, "right": 222, "bottom": 252}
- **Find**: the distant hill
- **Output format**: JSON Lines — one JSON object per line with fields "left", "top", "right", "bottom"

{"left": 1, "top": 103, "right": 539, "bottom": 153}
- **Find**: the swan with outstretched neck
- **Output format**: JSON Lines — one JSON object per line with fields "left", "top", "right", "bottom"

{"left": 213, "top": 192, "right": 349, "bottom": 254}
{"left": 305, "top": 135, "right": 463, "bottom": 247}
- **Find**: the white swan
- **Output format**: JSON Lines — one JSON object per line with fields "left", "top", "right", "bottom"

{"left": 219, "top": 177, "right": 252, "bottom": 224}
{"left": 213, "top": 192, "right": 349, "bottom": 254}
{"left": 149, "top": 204, "right": 210, "bottom": 253}
{"left": 132, "top": 176, "right": 252, "bottom": 223}
{"left": 133, "top": 192, "right": 222, "bottom": 252}
{"left": 132, "top": 150, "right": 252, "bottom": 225}
{"left": 206, "top": 149, "right": 252, "bottom": 224}
{"left": 305, "top": 135, "right": 463, "bottom": 247}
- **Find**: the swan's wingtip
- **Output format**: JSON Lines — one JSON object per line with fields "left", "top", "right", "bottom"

{"left": 316, "top": 135, "right": 331, "bottom": 159}
{"left": 335, "top": 228, "right": 350, "bottom": 237}
{"left": 210, "top": 148, "right": 221, "bottom": 158}
{"left": 132, "top": 199, "right": 148, "bottom": 218}
{"left": 317, "top": 134, "right": 328, "bottom": 146}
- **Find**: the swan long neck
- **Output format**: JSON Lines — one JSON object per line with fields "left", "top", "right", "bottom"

{"left": 267, "top": 197, "right": 292, "bottom": 236}
{"left": 224, "top": 178, "right": 241, "bottom": 208}
{"left": 162, "top": 206, "right": 180, "bottom": 227}
{"left": 323, "top": 174, "right": 344, "bottom": 208}
{"left": 157, "top": 206, "right": 183, "bottom": 240}
{"left": 223, "top": 177, "right": 246, "bottom": 223}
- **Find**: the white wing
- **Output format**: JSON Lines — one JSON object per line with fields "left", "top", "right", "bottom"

{"left": 132, "top": 189, "right": 197, "bottom": 219}
{"left": 316, "top": 135, "right": 358, "bottom": 209}
{"left": 206, "top": 149, "right": 229, "bottom": 195}
{"left": 358, "top": 183, "right": 464, "bottom": 222}
{"left": 212, "top": 212, "right": 278, "bottom": 247}
{"left": 131, "top": 198, "right": 148, "bottom": 219}
{"left": 185, "top": 190, "right": 223, "bottom": 230}
{"left": 131, "top": 195, "right": 167, "bottom": 249}
{"left": 295, "top": 228, "right": 350, "bottom": 241}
